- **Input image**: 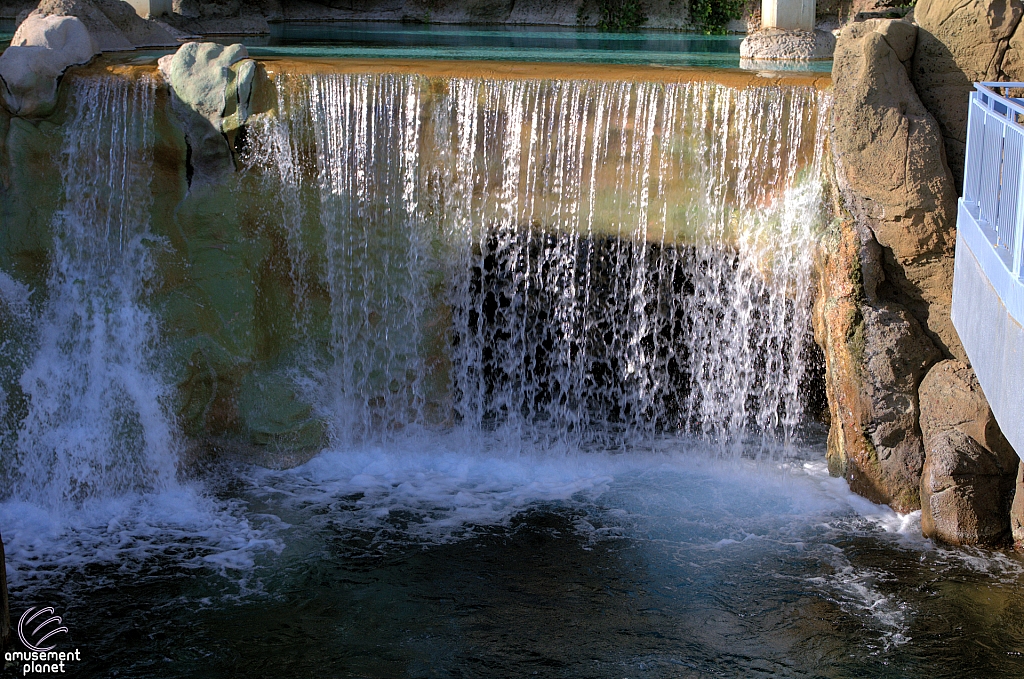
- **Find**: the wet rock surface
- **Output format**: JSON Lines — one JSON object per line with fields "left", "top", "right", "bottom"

{"left": 919, "top": 360, "right": 1018, "bottom": 546}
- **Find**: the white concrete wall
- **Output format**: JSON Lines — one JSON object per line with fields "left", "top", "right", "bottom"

{"left": 761, "top": 0, "right": 816, "bottom": 31}
{"left": 125, "top": 0, "right": 172, "bottom": 18}
{"left": 952, "top": 213, "right": 1024, "bottom": 459}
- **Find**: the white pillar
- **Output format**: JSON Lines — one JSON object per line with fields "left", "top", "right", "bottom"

{"left": 125, "top": 0, "right": 172, "bottom": 18}
{"left": 762, "top": 0, "right": 815, "bottom": 31}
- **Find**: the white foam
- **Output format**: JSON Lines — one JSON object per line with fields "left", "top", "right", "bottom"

{"left": 0, "top": 271, "right": 32, "bottom": 312}
{"left": 0, "top": 483, "right": 283, "bottom": 595}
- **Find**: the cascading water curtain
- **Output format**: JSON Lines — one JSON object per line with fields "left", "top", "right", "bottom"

{"left": 0, "top": 76, "right": 179, "bottom": 506}
{"left": 250, "top": 74, "right": 832, "bottom": 451}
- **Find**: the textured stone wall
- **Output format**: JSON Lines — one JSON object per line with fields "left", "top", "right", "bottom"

{"left": 821, "top": 10, "right": 1020, "bottom": 541}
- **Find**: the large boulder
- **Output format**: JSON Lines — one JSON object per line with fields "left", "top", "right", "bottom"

{"left": 26, "top": 0, "right": 179, "bottom": 50}
{"left": 832, "top": 18, "right": 962, "bottom": 361}
{"left": 0, "top": 14, "right": 97, "bottom": 117}
{"left": 817, "top": 18, "right": 971, "bottom": 513}
{"left": 919, "top": 360, "right": 1018, "bottom": 546}
{"left": 912, "top": 0, "right": 1023, "bottom": 188}
{"left": 158, "top": 42, "right": 261, "bottom": 185}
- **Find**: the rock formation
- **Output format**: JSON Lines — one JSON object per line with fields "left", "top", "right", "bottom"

{"left": 0, "top": 13, "right": 97, "bottom": 117}
{"left": 820, "top": 18, "right": 959, "bottom": 512}
{"left": 919, "top": 360, "right": 1018, "bottom": 545}
{"left": 912, "top": 0, "right": 1023, "bottom": 189}
{"left": 0, "top": 0, "right": 187, "bottom": 118}
{"left": 740, "top": 28, "right": 836, "bottom": 61}
{"left": 163, "top": 0, "right": 270, "bottom": 35}
{"left": 158, "top": 41, "right": 262, "bottom": 185}
{"left": 821, "top": 11, "right": 1020, "bottom": 539}
{"left": 20, "top": 0, "right": 180, "bottom": 50}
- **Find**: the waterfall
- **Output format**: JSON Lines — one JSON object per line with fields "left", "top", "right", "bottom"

{"left": 0, "top": 77, "right": 179, "bottom": 507}
{"left": 250, "top": 74, "right": 830, "bottom": 450}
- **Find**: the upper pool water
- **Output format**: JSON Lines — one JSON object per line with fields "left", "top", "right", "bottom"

{"left": 0, "top": 19, "right": 832, "bottom": 71}
{"left": 235, "top": 21, "right": 832, "bottom": 71}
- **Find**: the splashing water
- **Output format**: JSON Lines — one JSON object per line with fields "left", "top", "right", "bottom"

{"left": 3, "top": 72, "right": 1024, "bottom": 678}
{"left": 249, "top": 74, "right": 831, "bottom": 449}
{"left": 4, "top": 77, "right": 177, "bottom": 507}
{"left": 0, "top": 77, "right": 274, "bottom": 590}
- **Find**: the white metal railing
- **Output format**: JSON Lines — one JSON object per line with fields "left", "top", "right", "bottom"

{"left": 963, "top": 82, "right": 1024, "bottom": 276}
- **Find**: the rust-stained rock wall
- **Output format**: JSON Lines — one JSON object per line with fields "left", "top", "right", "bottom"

{"left": 821, "top": 18, "right": 954, "bottom": 512}
{"left": 821, "top": 11, "right": 1019, "bottom": 539}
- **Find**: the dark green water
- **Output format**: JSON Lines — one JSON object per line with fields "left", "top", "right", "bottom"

{"left": 4, "top": 438, "right": 1024, "bottom": 678}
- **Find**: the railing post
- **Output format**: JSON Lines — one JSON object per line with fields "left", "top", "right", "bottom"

{"left": 1016, "top": 156, "right": 1024, "bottom": 277}
{"left": 964, "top": 89, "right": 979, "bottom": 205}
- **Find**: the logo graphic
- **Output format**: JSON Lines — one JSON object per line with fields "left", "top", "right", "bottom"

{"left": 17, "top": 607, "right": 69, "bottom": 652}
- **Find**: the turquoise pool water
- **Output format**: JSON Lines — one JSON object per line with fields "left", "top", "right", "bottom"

{"left": 238, "top": 21, "right": 833, "bottom": 72}
{"left": 0, "top": 19, "right": 832, "bottom": 72}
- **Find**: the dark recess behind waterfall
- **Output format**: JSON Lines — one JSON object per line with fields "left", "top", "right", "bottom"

{"left": 464, "top": 232, "right": 829, "bottom": 433}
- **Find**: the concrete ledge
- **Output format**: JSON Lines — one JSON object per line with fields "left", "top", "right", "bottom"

{"left": 951, "top": 218, "right": 1024, "bottom": 459}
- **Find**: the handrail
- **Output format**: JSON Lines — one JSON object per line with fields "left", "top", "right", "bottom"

{"left": 963, "top": 82, "right": 1024, "bottom": 278}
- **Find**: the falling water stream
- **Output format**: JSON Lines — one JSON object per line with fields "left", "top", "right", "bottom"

{"left": 255, "top": 74, "right": 827, "bottom": 447}
{"left": 0, "top": 71, "right": 1023, "bottom": 678}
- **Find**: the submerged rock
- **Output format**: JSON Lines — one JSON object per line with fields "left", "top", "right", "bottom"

{"left": 919, "top": 360, "right": 1018, "bottom": 546}
{"left": 739, "top": 29, "right": 836, "bottom": 61}
{"left": 0, "top": 14, "right": 97, "bottom": 117}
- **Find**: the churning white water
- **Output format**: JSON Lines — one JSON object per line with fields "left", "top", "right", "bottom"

{"left": 4, "top": 78, "right": 176, "bottom": 506}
